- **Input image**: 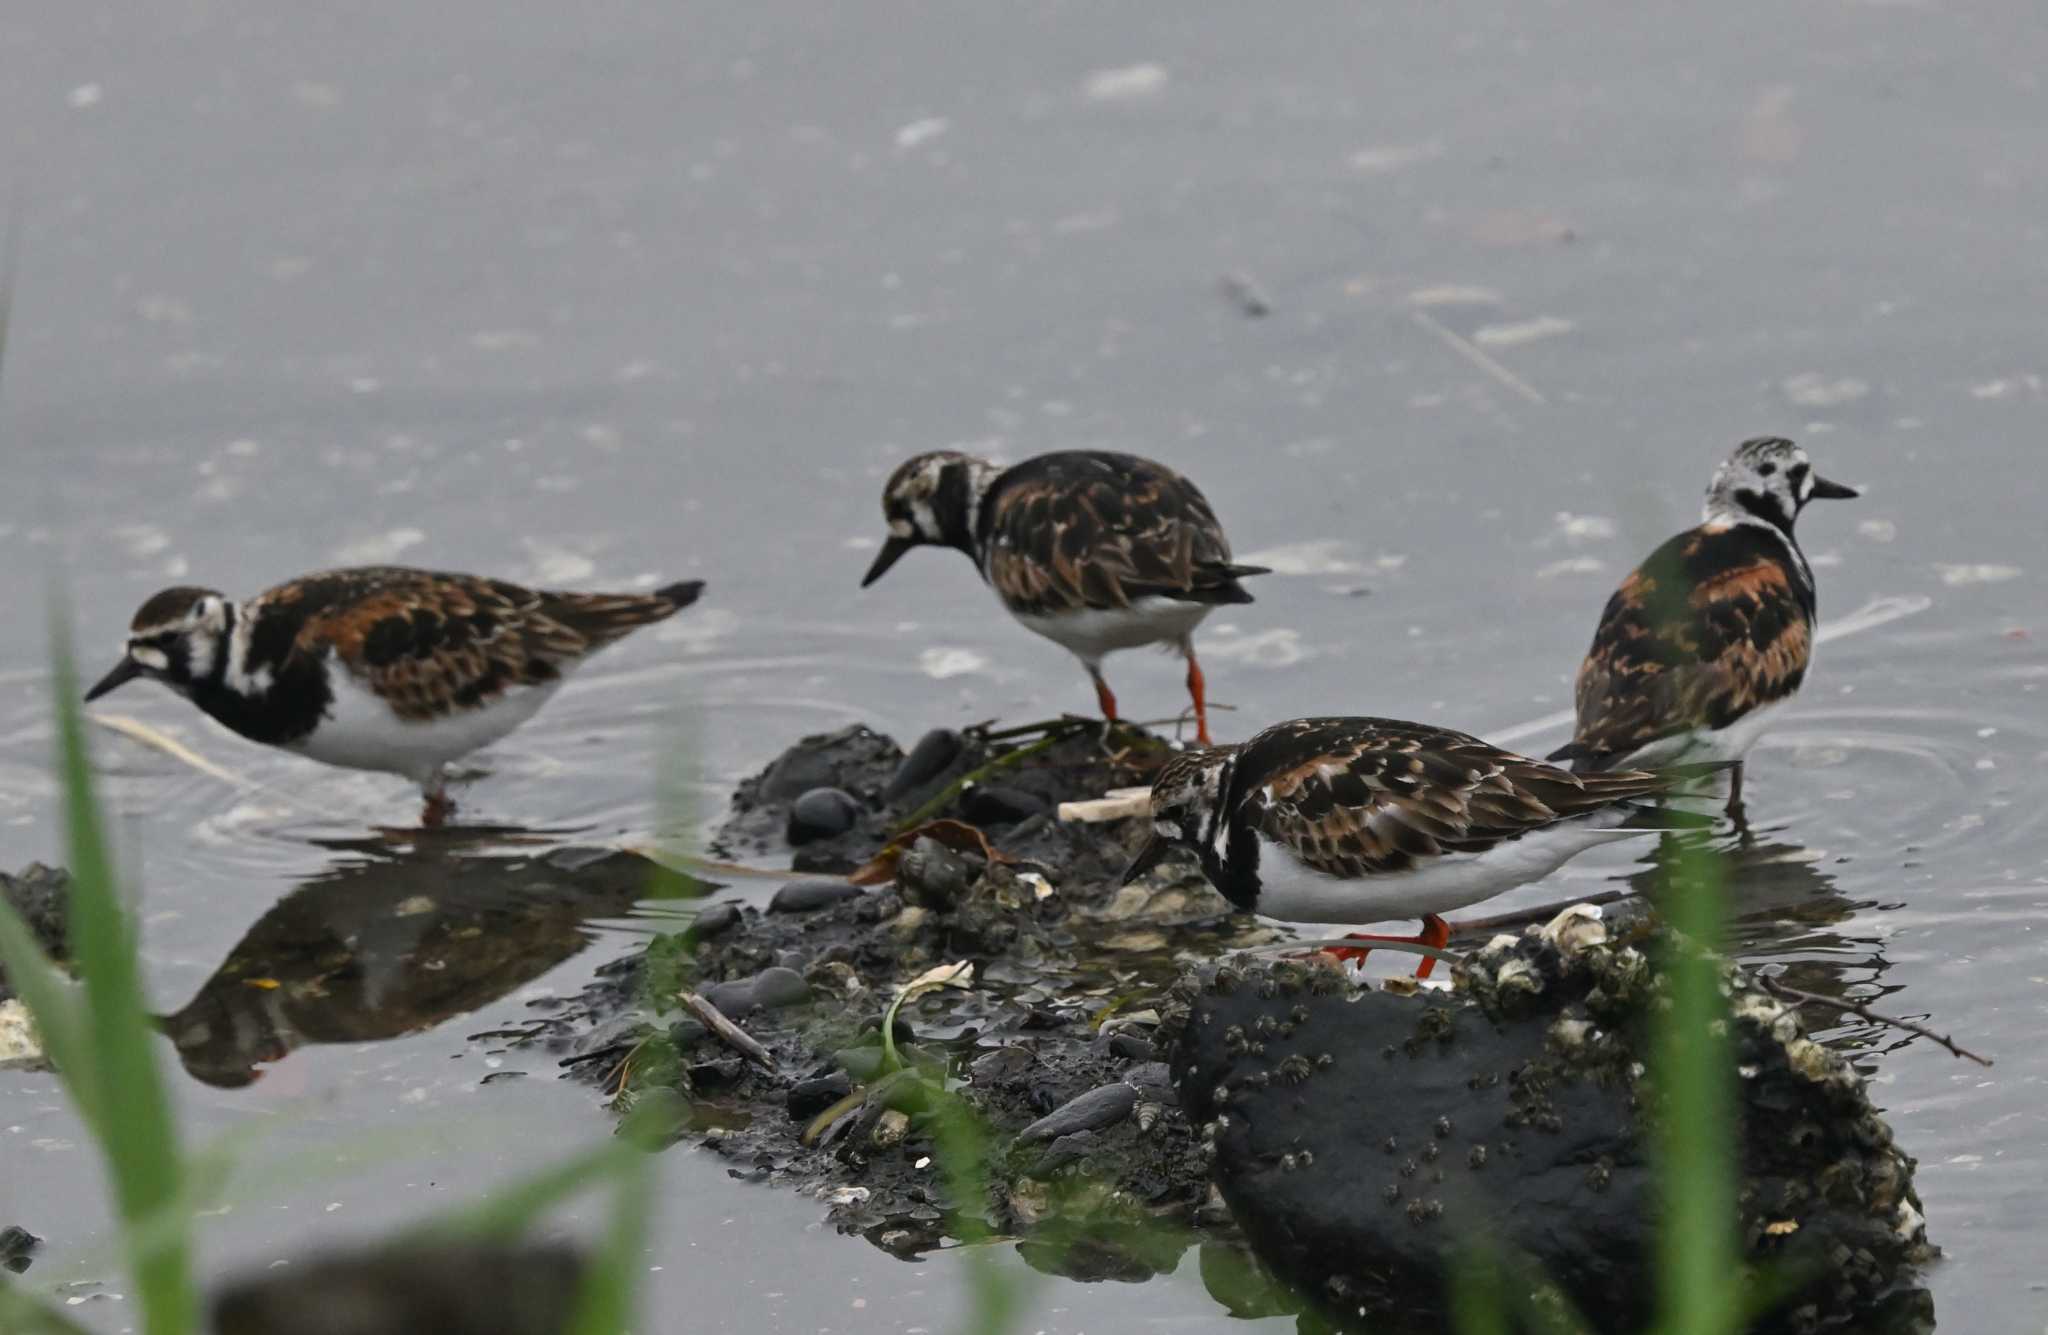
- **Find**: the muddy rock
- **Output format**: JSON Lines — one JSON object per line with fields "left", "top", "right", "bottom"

{"left": 0, "top": 863, "right": 71, "bottom": 1002}
{"left": 0, "top": 1224, "right": 39, "bottom": 1275}
{"left": 769, "top": 881, "right": 865, "bottom": 913}
{"left": 1168, "top": 909, "right": 1935, "bottom": 1333}
{"left": 542, "top": 719, "right": 1270, "bottom": 1273}
{"left": 708, "top": 717, "right": 1176, "bottom": 878}
{"left": 713, "top": 725, "right": 907, "bottom": 871}
{"left": 212, "top": 1242, "right": 582, "bottom": 1335}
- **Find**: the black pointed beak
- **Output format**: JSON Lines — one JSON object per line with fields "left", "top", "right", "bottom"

{"left": 84, "top": 656, "right": 144, "bottom": 703}
{"left": 1808, "top": 474, "right": 1861, "bottom": 501}
{"left": 860, "top": 535, "right": 916, "bottom": 588}
{"left": 1120, "top": 834, "right": 1172, "bottom": 887}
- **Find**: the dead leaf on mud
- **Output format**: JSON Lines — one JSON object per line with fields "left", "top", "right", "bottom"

{"left": 848, "top": 819, "right": 1012, "bottom": 885}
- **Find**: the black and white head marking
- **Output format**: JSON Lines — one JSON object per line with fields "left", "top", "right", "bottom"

{"left": 89, "top": 586, "right": 235, "bottom": 701}
{"left": 861, "top": 450, "right": 1004, "bottom": 585}
{"left": 1125, "top": 746, "right": 1242, "bottom": 894}
{"left": 1703, "top": 436, "right": 1859, "bottom": 538}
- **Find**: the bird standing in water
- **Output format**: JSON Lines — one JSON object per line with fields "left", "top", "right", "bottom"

{"left": 1549, "top": 436, "right": 1859, "bottom": 822}
{"left": 85, "top": 565, "right": 703, "bottom": 825}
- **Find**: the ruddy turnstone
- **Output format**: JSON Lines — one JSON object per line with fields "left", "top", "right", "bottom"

{"left": 84, "top": 566, "right": 704, "bottom": 825}
{"left": 1123, "top": 716, "right": 1709, "bottom": 977}
{"left": 860, "top": 449, "right": 1267, "bottom": 744}
{"left": 1547, "top": 436, "right": 1859, "bottom": 819}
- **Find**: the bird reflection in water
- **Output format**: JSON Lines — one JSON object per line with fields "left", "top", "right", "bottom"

{"left": 160, "top": 837, "right": 706, "bottom": 1088}
{"left": 1633, "top": 833, "right": 1924, "bottom": 1065}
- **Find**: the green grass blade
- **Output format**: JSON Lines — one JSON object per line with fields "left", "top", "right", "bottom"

{"left": 566, "top": 1098, "right": 674, "bottom": 1335}
{"left": 48, "top": 623, "right": 198, "bottom": 1335}
{"left": 923, "top": 1090, "right": 1028, "bottom": 1335}
{"left": 1450, "top": 1241, "right": 1510, "bottom": 1335}
{"left": 0, "top": 1283, "right": 97, "bottom": 1335}
{"left": 410, "top": 1141, "right": 637, "bottom": 1245}
{"left": 1652, "top": 838, "right": 1738, "bottom": 1335}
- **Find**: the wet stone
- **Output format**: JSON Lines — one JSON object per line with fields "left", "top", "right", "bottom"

{"left": 787, "top": 1070, "right": 854, "bottom": 1120}
{"left": 0, "top": 864, "right": 70, "bottom": 1002}
{"left": 786, "top": 788, "right": 863, "bottom": 845}
{"left": 1017, "top": 1080, "right": 1140, "bottom": 1143}
{"left": 0, "top": 1224, "right": 39, "bottom": 1275}
{"left": 768, "top": 880, "right": 864, "bottom": 913}
{"left": 1035, "top": 1129, "right": 1100, "bottom": 1173}
{"left": 961, "top": 783, "right": 1051, "bottom": 828}
{"left": 700, "top": 966, "right": 811, "bottom": 1015}
{"left": 884, "top": 728, "right": 964, "bottom": 800}
{"left": 1105, "top": 1032, "right": 1158, "bottom": 1063}
{"left": 690, "top": 902, "right": 742, "bottom": 939}
{"left": 893, "top": 837, "right": 979, "bottom": 909}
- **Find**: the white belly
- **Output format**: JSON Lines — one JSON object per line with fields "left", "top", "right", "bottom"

{"left": 1252, "top": 818, "right": 1651, "bottom": 925}
{"left": 1008, "top": 598, "right": 1211, "bottom": 666}
{"left": 289, "top": 668, "right": 562, "bottom": 784}
{"left": 1616, "top": 699, "right": 1786, "bottom": 770}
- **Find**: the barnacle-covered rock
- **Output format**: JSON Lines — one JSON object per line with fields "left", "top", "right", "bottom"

{"left": 1169, "top": 905, "right": 1935, "bottom": 1333}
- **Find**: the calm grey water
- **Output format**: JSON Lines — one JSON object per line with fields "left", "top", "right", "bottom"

{"left": 2, "top": 1, "right": 2043, "bottom": 1330}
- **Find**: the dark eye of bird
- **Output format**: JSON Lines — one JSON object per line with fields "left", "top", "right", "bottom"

{"left": 1757, "top": 462, "right": 1777, "bottom": 477}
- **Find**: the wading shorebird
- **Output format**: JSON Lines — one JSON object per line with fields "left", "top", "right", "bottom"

{"left": 1125, "top": 716, "right": 1712, "bottom": 977}
{"left": 1548, "top": 436, "right": 1859, "bottom": 821}
{"left": 860, "top": 449, "right": 1267, "bottom": 745}
{"left": 85, "top": 565, "right": 703, "bottom": 825}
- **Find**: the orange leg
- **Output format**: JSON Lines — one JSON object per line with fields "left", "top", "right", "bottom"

{"left": 421, "top": 789, "right": 455, "bottom": 828}
{"left": 1184, "top": 650, "right": 1212, "bottom": 746}
{"left": 1088, "top": 666, "right": 1120, "bottom": 723}
{"left": 1322, "top": 913, "right": 1452, "bottom": 979}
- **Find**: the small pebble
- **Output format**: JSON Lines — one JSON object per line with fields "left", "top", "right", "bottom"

{"left": 871, "top": 1109, "right": 911, "bottom": 1149}
{"left": 689, "top": 902, "right": 742, "bottom": 939}
{"left": 1017, "top": 1081, "right": 1139, "bottom": 1143}
{"left": 894, "top": 836, "right": 979, "bottom": 908}
{"left": 1106, "top": 1032, "right": 1158, "bottom": 1063}
{"left": 961, "top": 783, "right": 1050, "bottom": 827}
{"left": 700, "top": 966, "right": 812, "bottom": 1015}
{"left": 769, "top": 880, "right": 864, "bottom": 913}
{"left": 884, "top": 729, "right": 963, "bottom": 799}
{"left": 786, "top": 787, "right": 863, "bottom": 844}
{"left": 786, "top": 1070, "right": 855, "bottom": 1120}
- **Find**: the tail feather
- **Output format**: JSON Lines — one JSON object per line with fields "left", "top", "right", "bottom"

{"left": 656, "top": 579, "right": 706, "bottom": 610}
{"left": 554, "top": 579, "right": 705, "bottom": 645}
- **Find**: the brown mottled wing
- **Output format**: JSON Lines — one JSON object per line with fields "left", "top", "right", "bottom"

{"left": 272, "top": 567, "right": 684, "bottom": 722}
{"left": 1237, "top": 717, "right": 1679, "bottom": 877}
{"left": 1560, "top": 526, "right": 1814, "bottom": 767}
{"left": 981, "top": 452, "right": 1260, "bottom": 616}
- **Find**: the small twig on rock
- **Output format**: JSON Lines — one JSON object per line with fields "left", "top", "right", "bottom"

{"left": 679, "top": 991, "right": 778, "bottom": 1072}
{"left": 1757, "top": 975, "right": 1993, "bottom": 1068}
